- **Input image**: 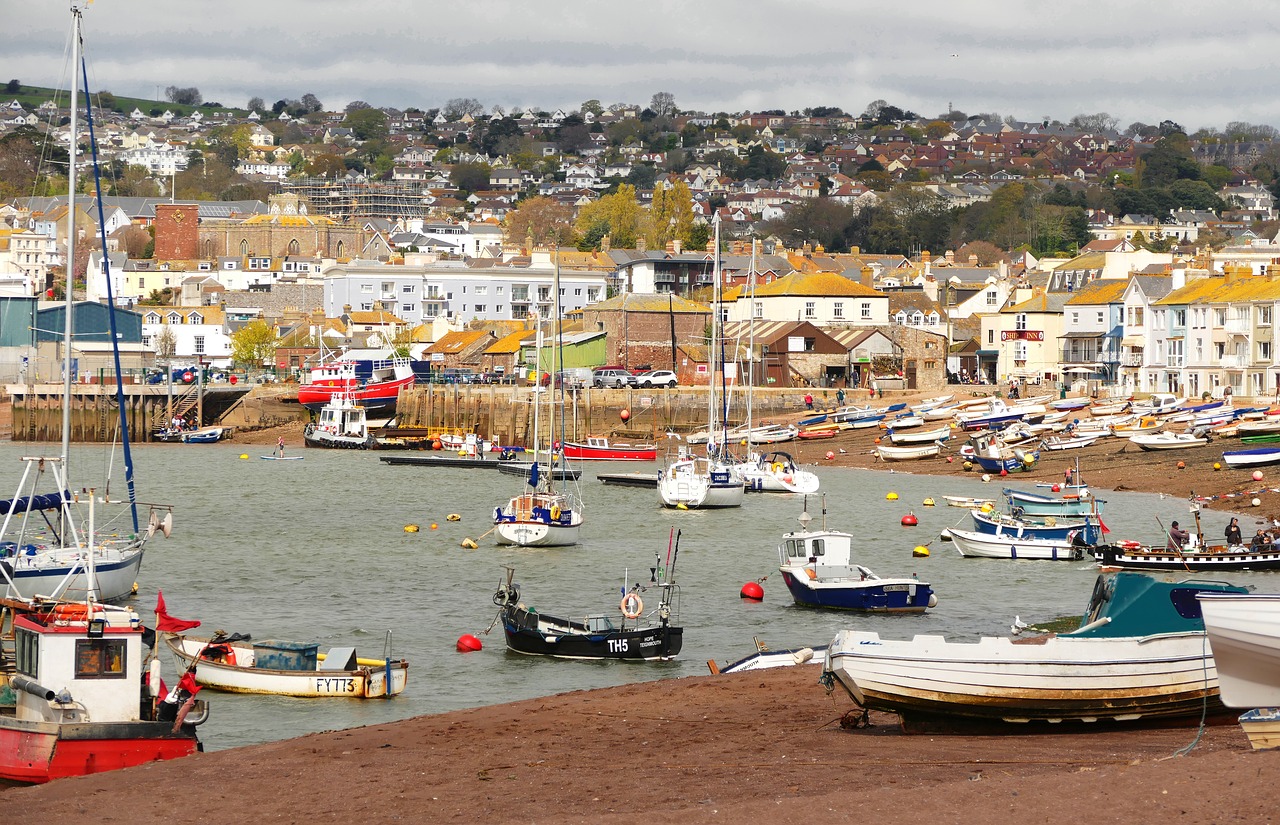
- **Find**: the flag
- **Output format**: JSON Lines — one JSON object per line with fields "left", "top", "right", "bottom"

{"left": 177, "top": 669, "right": 202, "bottom": 697}
{"left": 1098, "top": 516, "right": 1111, "bottom": 534}
{"left": 155, "top": 590, "right": 201, "bottom": 633}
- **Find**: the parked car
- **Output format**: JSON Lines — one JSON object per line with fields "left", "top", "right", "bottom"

{"left": 636, "top": 369, "right": 678, "bottom": 388}
{"left": 592, "top": 368, "right": 635, "bottom": 389}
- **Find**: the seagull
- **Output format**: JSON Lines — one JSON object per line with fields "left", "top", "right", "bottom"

{"left": 950, "top": 53, "right": 959, "bottom": 58}
{"left": 1011, "top": 615, "right": 1031, "bottom": 635}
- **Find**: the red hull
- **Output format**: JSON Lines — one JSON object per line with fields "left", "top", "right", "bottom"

{"left": 0, "top": 723, "right": 199, "bottom": 783}
{"left": 561, "top": 442, "right": 657, "bottom": 462}
{"left": 797, "top": 429, "right": 837, "bottom": 440}
{"left": 297, "top": 375, "right": 415, "bottom": 411}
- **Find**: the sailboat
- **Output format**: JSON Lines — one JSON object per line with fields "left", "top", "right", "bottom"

{"left": 658, "top": 216, "right": 744, "bottom": 509}
{"left": 731, "top": 240, "right": 819, "bottom": 494}
{"left": 0, "top": 4, "right": 200, "bottom": 784}
{"left": 493, "top": 249, "right": 584, "bottom": 546}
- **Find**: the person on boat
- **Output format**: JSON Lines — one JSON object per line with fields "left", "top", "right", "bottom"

{"left": 1252, "top": 529, "right": 1268, "bottom": 552}
{"left": 1225, "top": 518, "right": 1243, "bottom": 547}
{"left": 276, "top": 436, "right": 285, "bottom": 458}
{"left": 1166, "top": 521, "right": 1190, "bottom": 551}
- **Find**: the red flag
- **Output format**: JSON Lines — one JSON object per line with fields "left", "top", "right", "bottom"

{"left": 1098, "top": 517, "right": 1111, "bottom": 534}
{"left": 177, "top": 669, "right": 202, "bottom": 696}
{"left": 155, "top": 590, "right": 201, "bottom": 633}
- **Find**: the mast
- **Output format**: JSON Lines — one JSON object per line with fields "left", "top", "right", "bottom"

{"left": 548, "top": 246, "right": 563, "bottom": 495}
{"left": 709, "top": 215, "right": 720, "bottom": 449}
{"left": 746, "top": 238, "right": 757, "bottom": 439}
{"left": 61, "top": 5, "right": 82, "bottom": 470}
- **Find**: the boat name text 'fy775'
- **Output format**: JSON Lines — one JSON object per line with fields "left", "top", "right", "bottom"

{"left": 315, "top": 677, "right": 357, "bottom": 692}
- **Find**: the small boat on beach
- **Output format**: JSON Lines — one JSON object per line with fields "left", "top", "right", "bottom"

{"left": 821, "top": 571, "right": 1249, "bottom": 732}
{"left": 876, "top": 443, "right": 942, "bottom": 462}
{"left": 1039, "top": 433, "right": 1099, "bottom": 451}
{"left": 1197, "top": 592, "right": 1280, "bottom": 710}
{"left": 1222, "top": 446, "right": 1280, "bottom": 469}
{"left": 492, "top": 557, "right": 682, "bottom": 660}
{"left": 797, "top": 427, "right": 838, "bottom": 440}
{"left": 1130, "top": 432, "right": 1209, "bottom": 451}
{"left": 709, "top": 638, "right": 827, "bottom": 674}
{"left": 180, "top": 426, "right": 226, "bottom": 444}
{"left": 889, "top": 424, "right": 951, "bottom": 445}
{"left": 1051, "top": 396, "right": 1092, "bottom": 411}
{"left": 165, "top": 632, "right": 407, "bottom": 698}
{"left": 776, "top": 499, "right": 937, "bottom": 611}
{"left": 1088, "top": 399, "right": 1132, "bottom": 416}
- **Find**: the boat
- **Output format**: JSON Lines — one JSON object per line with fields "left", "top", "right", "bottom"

{"left": 969, "top": 507, "right": 1101, "bottom": 543}
{"left": 1130, "top": 432, "right": 1209, "bottom": 451}
{"left": 882, "top": 414, "right": 925, "bottom": 430}
{"left": 969, "top": 435, "right": 1039, "bottom": 473}
{"left": 796, "top": 427, "right": 837, "bottom": 440}
{"left": 945, "top": 527, "right": 1087, "bottom": 560}
{"left": 747, "top": 423, "right": 799, "bottom": 444}
{"left": 1197, "top": 592, "right": 1280, "bottom": 710}
{"left": 776, "top": 499, "right": 937, "bottom": 611}
{"left": 1236, "top": 708, "right": 1280, "bottom": 750}
{"left": 1051, "top": 396, "right": 1092, "bottom": 411}
{"left": 492, "top": 555, "right": 682, "bottom": 661}
{"left": 1088, "top": 399, "right": 1132, "bottom": 416}
{"left": 260, "top": 455, "right": 303, "bottom": 461}
{"left": 179, "top": 426, "right": 225, "bottom": 444}
{"left": 1004, "top": 485, "right": 1104, "bottom": 518}
{"left": 955, "top": 398, "right": 1047, "bottom": 431}
{"left": 164, "top": 631, "right": 407, "bottom": 698}
{"left": 658, "top": 216, "right": 743, "bottom": 510}
{"left": 1222, "top": 446, "right": 1280, "bottom": 469}
{"left": 1131, "top": 393, "right": 1187, "bottom": 416}
{"left": 889, "top": 424, "right": 951, "bottom": 444}
{"left": 559, "top": 436, "right": 657, "bottom": 462}
{"left": 875, "top": 443, "right": 941, "bottom": 462}
{"left": 493, "top": 258, "right": 585, "bottom": 546}
{"left": 1243, "top": 432, "right": 1280, "bottom": 445}
{"left": 297, "top": 355, "right": 416, "bottom": 412}
{"left": 737, "top": 451, "right": 819, "bottom": 494}
{"left": 1235, "top": 419, "right": 1280, "bottom": 435}
{"left": 709, "top": 638, "right": 827, "bottom": 674}
{"left": 1110, "top": 416, "right": 1163, "bottom": 438}
{"left": 942, "top": 495, "right": 996, "bottom": 509}
{"left": 821, "top": 571, "right": 1249, "bottom": 732}
{"left": 849, "top": 414, "right": 886, "bottom": 429}
{"left": 303, "top": 393, "right": 375, "bottom": 449}
{"left": 910, "top": 394, "right": 955, "bottom": 413}
{"left": 496, "top": 461, "right": 581, "bottom": 481}
{"left": 1091, "top": 499, "right": 1280, "bottom": 571}
{"left": 1039, "top": 433, "right": 1099, "bottom": 451}
{"left": 797, "top": 413, "right": 828, "bottom": 428}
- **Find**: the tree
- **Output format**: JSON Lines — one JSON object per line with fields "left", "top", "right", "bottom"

{"left": 230, "top": 319, "right": 279, "bottom": 371}
{"left": 247, "top": 96, "right": 264, "bottom": 112}
{"left": 649, "top": 92, "right": 677, "bottom": 118}
{"left": 444, "top": 97, "right": 484, "bottom": 119}
{"left": 304, "top": 153, "right": 347, "bottom": 177}
{"left": 164, "top": 85, "right": 202, "bottom": 106}
{"left": 504, "top": 197, "right": 578, "bottom": 247}
{"left": 580, "top": 99, "right": 604, "bottom": 117}
{"left": 1068, "top": 112, "right": 1118, "bottom": 132}
{"left": 344, "top": 107, "right": 388, "bottom": 141}
{"left": 450, "top": 161, "right": 492, "bottom": 194}
{"left": 300, "top": 93, "right": 323, "bottom": 113}
{"left": 574, "top": 184, "right": 645, "bottom": 249}
{"left": 4, "top": 79, "right": 19, "bottom": 94}
{"left": 345, "top": 100, "right": 372, "bottom": 113}
{"left": 153, "top": 325, "right": 178, "bottom": 365}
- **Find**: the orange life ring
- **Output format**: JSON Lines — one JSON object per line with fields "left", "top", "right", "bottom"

{"left": 620, "top": 593, "right": 644, "bottom": 619}
{"left": 52, "top": 604, "right": 90, "bottom": 620}
{"left": 1118, "top": 540, "right": 1142, "bottom": 551}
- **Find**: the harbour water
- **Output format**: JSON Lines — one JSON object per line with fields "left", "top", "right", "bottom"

{"left": 21, "top": 442, "right": 1273, "bottom": 752}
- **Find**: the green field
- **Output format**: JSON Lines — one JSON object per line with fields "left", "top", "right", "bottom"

{"left": 3, "top": 82, "right": 245, "bottom": 119}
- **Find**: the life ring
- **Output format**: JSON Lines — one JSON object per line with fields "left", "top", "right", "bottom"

{"left": 549, "top": 505, "right": 562, "bottom": 521}
{"left": 1118, "top": 539, "right": 1142, "bottom": 550}
{"left": 771, "top": 462, "right": 784, "bottom": 474}
{"left": 620, "top": 592, "right": 643, "bottom": 619}
{"left": 51, "top": 603, "right": 97, "bottom": 622}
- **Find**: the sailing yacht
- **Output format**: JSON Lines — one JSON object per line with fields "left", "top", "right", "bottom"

{"left": 493, "top": 250, "right": 585, "bottom": 545}
{"left": 658, "top": 217, "right": 744, "bottom": 509}
{"left": 730, "top": 240, "right": 819, "bottom": 494}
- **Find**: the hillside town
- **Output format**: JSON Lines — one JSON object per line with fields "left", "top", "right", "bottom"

{"left": 3, "top": 86, "right": 1280, "bottom": 401}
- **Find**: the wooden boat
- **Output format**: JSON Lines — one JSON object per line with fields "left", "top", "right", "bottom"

{"left": 304, "top": 393, "right": 374, "bottom": 449}
{"left": 0, "top": 597, "right": 207, "bottom": 783}
{"left": 889, "top": 424, "right": 951, "bottom": 444}
{"left": 493, "top": 562, "right": 681, "bottom": 661}
{"left": 1039, "top": 433, "right": 1099, "bottom": 451}
{"left": 1197, "top": 592, "right": 1280, "bottom": 709}
{"left": 1237, "top": 708, "right": 1280, "bottom": 750}
{"left": 1222, "top": 447, "right": 1280, "bottom": 469}
{"left": 560, "top": 436, "right": 657, "bottom": 462}
{"left": 165, "top": 633, "right": 407, "bottom": 698}
{"left": 821, "top": 572, "right": 1248, "bottom": 732}
{"left": 942, "top": 495, "right": 995, "bottom": 509}
{"left": 945, "top": 527, "right": 1086, "bottom": 560}
{"left": 777, "top": 500, "right": 937, "bottom": 611}
{"left": 1130, "top": 432, "right": 1209, "bottom": 451}
{"left": 876, "top": 443, "right": 941, "bottom": 462}
{"left": 1091, "top": 540, "right": 1280, "bottom": 571}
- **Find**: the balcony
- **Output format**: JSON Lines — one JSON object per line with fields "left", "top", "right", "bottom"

{"left": 1123, "top": 356, "right": 1144, "bottom": 366}
{"left": 1224, "top": 319, "right": 1251, "bottom": 336}
{"left": 1220, "top": 354, "right": 1248, "bottom": 368}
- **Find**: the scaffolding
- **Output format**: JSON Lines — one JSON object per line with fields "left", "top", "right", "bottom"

{"left": 282, "top": 177, "right": 433, "bottom": 223}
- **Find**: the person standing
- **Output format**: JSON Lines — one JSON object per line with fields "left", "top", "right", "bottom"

{"left": 1166, "top": 520, "right": 1190, "bottom": 551}
{"left": 276, "top": 436, "right": 285, "bottom": 458}
{"left": 1225, "top": 517, "right": 1243, "bottom": 547}
{"left": 836, "top": 387, "right": 846, "bottom": 406}
{"left": 804, "top": 393, "right": 814, "bottom": 411}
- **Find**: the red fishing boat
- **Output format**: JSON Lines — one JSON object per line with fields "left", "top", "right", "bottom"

{"left": 558, "top": 436, "right": 658, "bottom": 462}
{"left": 297, "top": 357, "right": 415, "bottom": 412}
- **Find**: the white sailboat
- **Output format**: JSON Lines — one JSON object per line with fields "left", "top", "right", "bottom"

{"left": 659, "top": 216, "right": 744, "bottom": 509}
{"left": 493, "top": 249, "right": 585, "bottom": 545}
{"left": 0, "top": 32, "right": 173, "bottom": 603}
{"left": 731, "top": 239, "right": 819, "bottom": 495}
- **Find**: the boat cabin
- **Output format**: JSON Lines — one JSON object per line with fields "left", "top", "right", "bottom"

{"left": 315, "top": 396, "right": 368, "bottom": 437}
{"left": 1075, "top": 572, "right": 1247, "bottom": 638}
{"left": 8, "top": 605, "right": 144, "bottom": 724}
{"left": 777, "top": 529, "right": 875, "bottom": 581}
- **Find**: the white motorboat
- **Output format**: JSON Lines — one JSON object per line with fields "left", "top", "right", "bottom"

{"left": 1130, "top": 393, "right": 1187, "bottom": 416}
{"left": 945, "top": 527, "right": 1086, "bottom": 560}
{"left": 735, "top": 450, "right": 820, "bottom": 494}
{"left": 1130, "top": 432, "right": 1209, "bottom": 451}
{"left": 875, "top": 443, "right": 942, "bottom": 462}
{"left": 659, "top": 453, "right": 745, "bottom": 508}
{"left": 1197, "top": 592, "right": 1280, "bottom": 709}
{"left": 882, "top": 414, "right": 926, "bottom": 430}
{"left": 747, "top": 424, "right": 799, "bottom": 444}
{"left": 1039, "top": 433, "right": 1100, "bottom": 451}
{"left": 822, "top": 572, "right": 1248, "bottom": 732}
{"left": 942, "top": 495, "right": 996, "bottom": 509}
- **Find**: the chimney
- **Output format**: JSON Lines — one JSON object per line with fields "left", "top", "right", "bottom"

{"left": 673, "top": 239, "right": 682, "bottom": 254}
{"left": 850, "top": 245, "right": 860, "bottom": 255}
{"left": 601, "top": 234, "right": 611, "bottom": 252}
{"left": 945, "top": 250, "right": 955, "bottom": 263}
{"left": 802, "top": 242, "right": 812, "bottom": 256}
{"left": 921, "top": 250, "right": 931, "bottom": 277}
{"left": 637, "top": 237, "right": 646, "bottom": 253}
{"left": 968, "top": 254, "right": 979, "bottom": 266}
{"left": 665, "top": 241, "right": 675, "bottom": 253}
{"left": 860, "top": 265, "right": 874, "bottom": 288}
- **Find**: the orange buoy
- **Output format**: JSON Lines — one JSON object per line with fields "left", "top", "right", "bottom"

{"left": 432, "top": 440, "right": 442, "bottom": 450}
{"left": 901, "top": 512, "right": 918, "bottom": 526}
{"left": 946, "top": 456, "right": 953, "bottom": 463}
{"left": 740, "top": 581, "right": 764, "bottom": 600}
{"left": 1177, "top": 461, "right": 1186, "bottom": 470}
{"left": 430, "top": 523, "right": 439, "bottom": 530}
{"left": 455, "top": 634, "right": 483, "bottom": 652}
{"left": 620, "top": 409, "right": 631, "bottom": 422}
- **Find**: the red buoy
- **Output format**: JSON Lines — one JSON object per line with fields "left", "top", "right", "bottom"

{"left": 901, "top": 512, "right": 918, "bottom": 527}
{"left": 620, "top": 408, "right": 631, "bottom": 422}
{"left": 1051, "top": 484, "right": 1061, "bottom": 492}
{"left": 740, "top": 581, "right": 764, "bottom": 600}
{"left": 999, "top": 468, "right": 1008, "bottom": 477}
{"left": 455, "top": 634, "right": 483, "bottom": 653}
{"left": 825, "top": 450, "right": 835, "bottom": 460}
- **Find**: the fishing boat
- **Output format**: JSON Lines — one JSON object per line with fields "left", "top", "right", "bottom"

{"left": 737, "top": 451, "right": 819, "bottom": 494}
{"left": 303, "top": 393, "right": 375, "bottom": 449}
{"left": 1222, "top": 446, "right": 1280, "bottom": 469}
{"left": 297, "top": 355, "right": 415, "bottom": 412}
{"left": 945, "top": 527, "right": 1087, "bottom": 560}
{"left": 777, "top": 500, "right": 936, "bottom": 611}
{"left": 559, "top": 436, "right": 657, "bottom": 462}
{"left": 164, "top": 632, "right": 407, "bottom": 698}
{"left": 889, "top": 424, "right": 951, "bottom": 444}
{"left": 821, "top": 571, "right": 1248, "bottom": 732}
{"left": 492, "top": 556, "right": 682, "bottom": 661}
{"left": 1197, "top": 592, "right": 1280, "bottom": 709}
{"left": 875, "top": 443, "right": 941, "bottom": 462}
{"left": 179, "top": 426, "right": 225, "bottom": 444}
{"left": 1130, "top": 432, "right": 1209, "bottom": 451}
{"left": 709, "top": 639, "right": 827, "bottom": 674}
{"left": 1091, "top": 500, "right": 1280, "bottom": 571}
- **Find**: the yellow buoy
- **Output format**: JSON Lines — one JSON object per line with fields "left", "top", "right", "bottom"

{"left": 1213, "top": 462, "right": 1222, "bottom": 471}
{"left": 430, "top": 523, "right": 439, "bottom": 530}
{"left": 240, "top": 454, "right": 249, "bottom": 460}
{"left": 922, "top": 497, "right": 935, "bottom": 507}
{"left": 460, "top": 537, "right": 478, "bottom": 549}
{"left": 886, "top": 492, "right": 899, "bottom": 501}
{"left": 457, "top": 449, "right": 468, "bottom": 457}
{"left": 980, "top": 502, "right": 995, "bottom": 513}
{"left": 446, "top": 513, "right": 461, "bottom": 522}
{"left": 676, "top": 502, "right": 688, "bottom": 510}
{"left": 913, "top": 545, "right": 930, "bottom": 557}
{"left": 404, "top": 524, "right": 420, "bottom": 533}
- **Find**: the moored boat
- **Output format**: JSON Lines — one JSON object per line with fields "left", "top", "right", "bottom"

{"left": 179, "top": 426, "right": 226, "bottom": 444}
{"left": 560, "top": 436, "right": 657, "bottom": 462}
{"left": 945, "top": 526, "right": 1086, "bottom": 560}
{"left": 735, "top": 451, "right": 820, "bottom": 494}
{"left": 297, "top": 356, "right": 415, "bottom": 412}
{"left": 303, "top": 393, "right": 375, "bottom": 449}
{"left": 1004, "top": 486, "right": 1104, "bottom": 517}
{"left": 1130, "top": 432, "right": 1209, "bottom": 451}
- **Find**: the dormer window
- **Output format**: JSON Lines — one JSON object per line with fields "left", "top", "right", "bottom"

{"left": 187, "top": 313, "right": 203, "bottom": 324}
{"left": 167, "top": 313, "right": 181, "bottom": 324}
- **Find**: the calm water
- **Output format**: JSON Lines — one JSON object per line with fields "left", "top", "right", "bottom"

{"left": 21, "top": 442, "right": 1276, "bottom": 752}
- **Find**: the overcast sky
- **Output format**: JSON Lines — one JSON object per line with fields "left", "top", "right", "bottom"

{"left": 15, "top": 2, "right": 1280, "bottom": 133}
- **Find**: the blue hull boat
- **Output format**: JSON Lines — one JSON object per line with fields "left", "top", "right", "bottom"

{"left": 974, "top": 448, "right": 1039, "bottom": 473}
{"left": 1004, "top": 487, "right": 1105, "bottom": 517}
{"left": 970, "top": 507, "right": 1101, "bottom": 544}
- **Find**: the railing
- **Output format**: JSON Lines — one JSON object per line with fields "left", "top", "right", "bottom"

{"left": 1224, "top": 320, "right": 1251, "bottom": 335}
{"left": 1219, "top": 354, "right": 1248, "bottom": 368}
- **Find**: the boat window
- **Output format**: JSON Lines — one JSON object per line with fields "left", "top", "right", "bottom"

{"left": 15, "top": 627, "right": 37, "bottom": 678}
{"left": 74, "top": 639, "right": 126, "bottom": 679}
{"left": 785, "top": 539, "right": 798, "bottom": 557}
{"left": 1168, "top": 588, "right": 1210, "bottom": 620}
{"left": 810, "top": 539, "right": 825, "bottom": 557}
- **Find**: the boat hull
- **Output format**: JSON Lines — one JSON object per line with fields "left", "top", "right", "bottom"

{"left": 947, "top": 527, "right": 1085, "bottom": 560}
{"left": 297, "top": 375, "right": 414, "bottom": 412}
{"left": 0, "top": 719, "right": 200, "bottom": 784}
{"left": 4, "top": 544, "right": 144, "bottom": 604}
{"left": 494, "top": 520, "right": 581, "bottom": 547}
{"left": 1238, "top": 708, "right": 1280, "bottom": 750}
{"left": 501, "top": 605, "right": 681, "bottom": 660}
{"left": 780, "top": 571, "right": 934, "bottom": 612}
{"left": 166, "top": 636, "right": 408, "bottom": 698}
{"left": 1004, "top": 489, "right": 1103, "bottom": 517}
{"left": 303, "top": 427, "right": 373, "bottom": 449}
{"left": 876, "top": 443, "right": 941, "bottom": 461}
{"left": 1197, "top": 594, "right": 1280, "bottom": 709}
{"left": 1222, "top": 448, "right": 1280, "bottom": 469}
{"left": 1091, "top": 544, "right": 1280, "bottom": 571}
{"left": 560, "top": 442, "right": 657, "bottom": 461}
